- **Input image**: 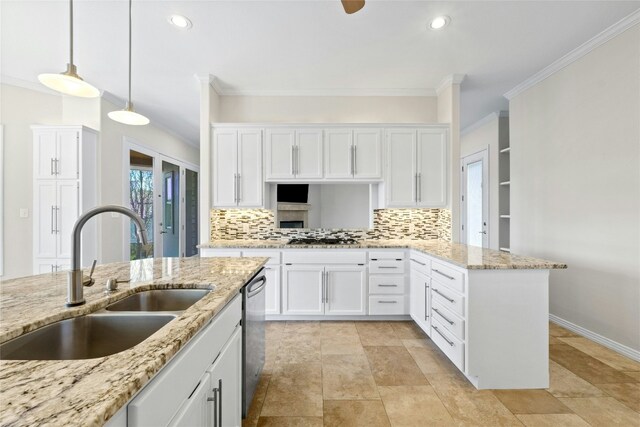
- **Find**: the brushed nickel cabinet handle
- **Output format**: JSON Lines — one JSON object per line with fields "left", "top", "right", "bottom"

{"left": 433, "top": 288, "right": 455, "bottom": 303}
{"left": 433, "top": 326, "right": 454, "bottom": 346}
{"left": 378, "top": 284, "right": 398, "bottom": 287}
{"left": 378, "top": 300, "right": 397, "bottom": 304}
{"left": 433, "top": 308, "right": 454, "bottom": 325}
{"left": 433, "top": 269, "right": 455, "bottom": 281}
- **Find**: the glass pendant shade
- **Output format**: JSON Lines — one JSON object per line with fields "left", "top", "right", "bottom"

{"left": 108, "top": 102, "right": 150, "bottom": 125}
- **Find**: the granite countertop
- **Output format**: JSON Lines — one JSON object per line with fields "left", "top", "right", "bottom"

{"left": 0, "top": 256, "right": 267, "bottom": 427}
{"left": 199, "top": 239, "right": 567, "bottom": 270}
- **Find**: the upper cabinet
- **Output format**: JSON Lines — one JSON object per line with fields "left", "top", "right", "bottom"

{"left": 212, "top": 128, "right": 263, "bottom": 208}
{"left": 386, "top": 127, "right": 449, "bottom": 208}
{"left": 265, "top": 128, "right": 322, "bottom": 180}
{"left": 324, "top": 128, "right": 383, "bottom": 180}
{"left": 34, "top": 128, "right": 79, "bottom": 180}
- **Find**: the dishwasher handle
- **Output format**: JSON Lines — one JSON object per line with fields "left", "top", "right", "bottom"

{"left": 247, "top": 275, "right": 266, "bottom": 298}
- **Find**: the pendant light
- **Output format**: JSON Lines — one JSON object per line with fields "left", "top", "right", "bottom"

{"left": 108, "top": 0, "right": 149, "bottom": 126}
{"left": 38, "top": 0, "right": 100, "bottom": 98}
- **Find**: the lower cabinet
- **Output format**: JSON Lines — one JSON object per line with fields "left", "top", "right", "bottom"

{"left": 263, "top": 266, "right": 281, "bottom": 315}
{"left": 206, "top": 327, "right": 243, "bottom": 427}
{"left": 282, "top": 264, "right": 367, "bottom": 316}
{"left": 409, "top": 267, "right": 430, "bottom": 333}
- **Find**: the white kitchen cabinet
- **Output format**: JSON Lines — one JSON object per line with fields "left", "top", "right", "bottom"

{"left": 32, "top": 126, "right": 97, "bottom": 274}
{"left": 324, "top": 128, "right": 382, "bottom": 180}
{"left": 282, "top": 265, "right": 325, "bottom": 315}
{"left": 207, "top": 326, "right": 242, "bottom": 427}
{"left": 386, "top": 127, "right": 448, "bottom": 208}
{"left": 265, "top": 128, "right": 322, "bottom": 180}
{"left": 410, "top": 267, "right": 430, "bottom": 333}
{"left": 264, "top": 266, "right": 281, "bottom": 315}
{"left": 324, "top": 129, "right": 353, "bottom": 179}
{"left": 325, "top": 265, "right": 367, "bottom": 316}
{"left": 353, "top": 128, "right": 382, "bottom": 179}
{"left": 212, "top": 128, "right": 262, "bottom": 207}
{"left": 167, "top": 372, "right": 212, "bottom": 427}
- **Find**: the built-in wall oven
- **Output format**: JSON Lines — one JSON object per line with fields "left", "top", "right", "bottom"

{"left": 241, "top": 269, "right": 266, "bottom": 418}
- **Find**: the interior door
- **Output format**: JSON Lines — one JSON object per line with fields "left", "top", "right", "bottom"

{"left": 324, "top": 129, "right": 353, "bottom": 179}
{"left": 212, "top": 129, "right": 238, "bottom": 207}
{"left": 325, "top": 266, "right": 367, "bottom": 316}
{"left": 461, "top": 150, "right": 489, "bottom": 247}
{"left": 237, "top": 129, "right": 263, "bottom": 207}
{"left": 161, "top": 160, "right": 181, "bottom": 257}
{"left": 386, "top": 129, "right": 417, "bottom": 206}
{"left": 265, "top": 129, "right": 295, "bottom": 180}
{"left": 184, "top": 169, "right": 199, "bottom": 257}
{"left": 282, "top": 265, "right": 324, "bottom": 315}
{"left": 417, "top": 129, "right": 447, "bottom": 207}
{"left": 56, "top": 130, "right": 79, "bottom": 180}
{"left": 295, "top": 129, "right": 323, "bottom": 179}
{"left": 353, "top": 128, "right": 383, "bottom": 179}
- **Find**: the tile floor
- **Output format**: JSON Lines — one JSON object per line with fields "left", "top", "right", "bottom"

{"left": 244, "top": 321, "right": 640, "bottom": 427}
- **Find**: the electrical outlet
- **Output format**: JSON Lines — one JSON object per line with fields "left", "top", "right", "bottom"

{"left": 19, "top": 208, "right": 29, "bottom": 218}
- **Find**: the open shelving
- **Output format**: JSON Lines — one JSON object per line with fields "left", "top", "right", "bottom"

{"left": 499, "top": 119, "right": 510, "bottom": 253}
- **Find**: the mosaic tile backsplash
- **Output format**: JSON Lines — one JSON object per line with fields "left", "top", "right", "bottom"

{"left": 210, "top": 208, "right": 452, "bottom": 242}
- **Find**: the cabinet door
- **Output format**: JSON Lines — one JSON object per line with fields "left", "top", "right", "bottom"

{"left": 168, "top": 372, "right": 212, "bottom": 427}
{"left": 34, "top": 182, "right": 58, "bottom": 259}
{"left": 265, "top": 129, "right": 295, "bottom": 180}
{"left": 56, "top": 181, "right": 79, "bottom": 259}
{"left": 35, "top": 259, "right": 56, "bottom": 274}
{"left": 34, "top": 131, "right": 57, "bottom": 179}
{"left": 212, "top": 129, "right": 239, "bottom": 207}
{"left": 417, "top": 129, "right": 448, "bottom": 207}
{"left": 325, "top": 265, "right": 367, "bottom": 316}
{"left": 295, "top": 129, "right": 323, "bottom": 179}
{"left": 208, "top": 327, "right": 242, "bottom": 427}
{"left": 264, "top": 266, "right": 281, "bottom": 315}
{"left": 410, "top": 268, "right": 430, "bottom": 333}
{"left": 386, "top": 129, "right": 417, "bottom": 207}
{"left": 237, "top": 129, "right": 263, "bottom": 207}
{"left": 324, "top": 129, "right": 353, "bottom": 179}
{"left": 282, "top": 265, "right": 324, "bottom": 315}
{"left": 56, "top": 130, "right": 79, "bottom": 180}
{"left": 353, "top": 128, "right": 382, "bottom": 179}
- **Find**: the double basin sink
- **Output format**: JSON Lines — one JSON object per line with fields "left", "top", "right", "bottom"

{"left": 0, "top": 289, "right": 211, "bottom": 361}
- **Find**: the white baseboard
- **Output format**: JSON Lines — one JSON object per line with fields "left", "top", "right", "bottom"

{"left": 266, "top": 315, "right": 411, "bottom": 321}
{"left": 549, "top": 314, "right": 640, "bottom": 363}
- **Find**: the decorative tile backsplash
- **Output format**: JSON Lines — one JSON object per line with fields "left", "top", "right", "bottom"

{"left": 210, "top": 208, "right": 451, "bottom": 242}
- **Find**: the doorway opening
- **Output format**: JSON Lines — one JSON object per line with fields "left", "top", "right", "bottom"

{"left": 129, "top": 150, "right": 154, "bottom": 260}
{"left": 461, "top": 149, "right": 489, "bottom": 248}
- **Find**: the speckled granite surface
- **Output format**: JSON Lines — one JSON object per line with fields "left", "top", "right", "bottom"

{"left": 0, "top": 256, "right": 267, "bottom": 427}
{"left": 199, "top": 239, "right": 567, "bottom": 270}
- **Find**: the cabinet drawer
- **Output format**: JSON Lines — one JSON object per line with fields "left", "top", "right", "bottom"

{"left": 431, "top": 261, "right": 465, "bottom": 293}
{"left": 410, "top": 253, "right": 431, "bottom": 273}
{"left": 369, "top": 260, "right": 405, "bottom": 274}
{"left": 431, "top": 300, "right": 465, "bottom": 341}
{"left": 369, "top": 275, "right": 406, "bottom": 294}
{"left": 369, "top": 296, "right": 406, "bottom": 315}
{"left": 431, "top": 317, "right": 465, "bottom": 371}
{"left": 431, "top": 285, "right": 465, "bottom": 318}
{"left": 369, "top": 251, "right": 406, "bottom": 261}
{"left": 283, "top": 251, "right": 366, "bottom": 264}
{"left": 242, "top": 250, "right": 281, "bottom": 265}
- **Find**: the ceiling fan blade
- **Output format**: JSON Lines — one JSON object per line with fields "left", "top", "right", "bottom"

{"left": 341, "top": 0, "right": 365, "bottom": 14}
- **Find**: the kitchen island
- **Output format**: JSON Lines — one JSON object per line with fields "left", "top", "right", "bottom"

{"left": 0, "top": 256, "right": 267, "bottom": 427}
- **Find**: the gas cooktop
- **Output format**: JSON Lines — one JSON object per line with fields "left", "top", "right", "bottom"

{"left": 287, "top": 237, "right": 359, "bottom": 245}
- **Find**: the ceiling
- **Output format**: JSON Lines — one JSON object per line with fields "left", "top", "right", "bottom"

{"left": 2, "top": 1, "right": 639, "bottom": 145}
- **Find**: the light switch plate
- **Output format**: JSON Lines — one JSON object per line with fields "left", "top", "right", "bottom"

{"left": 19, "top": 208, "right": 29, "bottom": 218}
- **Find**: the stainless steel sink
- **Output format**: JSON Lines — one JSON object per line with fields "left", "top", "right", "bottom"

{"left": 105, "top": 289, "right": 211, "bottom": 312}
{"left": 0, "top": 313, "right": 175, "bottom": 360}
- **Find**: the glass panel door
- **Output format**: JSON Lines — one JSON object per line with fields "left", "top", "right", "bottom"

{"left": 466, "top": 160, "right": 484, "bottom": 247}
{"left": 161, "top": 160, "right": 181, "bottom": 257}
{"left": 184, "top": 169, "right": 199, "bottom": 257}
{"left": 129, "top": 150, "right": 154, "bottom": 260}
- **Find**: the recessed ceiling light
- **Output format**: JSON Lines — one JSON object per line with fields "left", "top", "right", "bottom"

{"left": 169, "top": 14, "right": 192, "bottom": 29}
{"left": 429, "top": 16, "right": 450, "bottom": 30}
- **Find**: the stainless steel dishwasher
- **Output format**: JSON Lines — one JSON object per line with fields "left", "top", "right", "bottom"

{"left": 242, "top": 269, "right": 266, "bottom": 418}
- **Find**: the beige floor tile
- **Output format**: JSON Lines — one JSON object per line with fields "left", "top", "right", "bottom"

{"left": 323, "top": 400, "right": 391, "bottom": 427}
{"left": 596, "top": 382, "right": 640, "bottom": 412}
{"left": 515, "top": 414, "right": 590, "bottom": 427}
{"left": 401, "top": 338, "right": 431, "bottom": 349}
{"left": 548, "top": 360, "right": 606, "bottom": 398}
{"left": 433, "top": 389, "right": 523, "bottom": 426}
{"left": 356, "top": 322, "right": 403, "bottom": 346}
{"left": 257, "top": 417, "right": 323, "bottom": 427}
{"left": 493, "top": 390, "right": 572, "bottom": 414}
{"left": 378, "top": 385, "right": 455, "bottom": 426}
{"left": 550, "top": 344, "right": 636, "bottom": 384}
{"left": 266, "top": 321, "right": 286, "bottom": 341}
{"left": 285, "top": 321, "right": 321, "bottom": 334}
{"left": 559, "top": 397, "right": 640, "bottom": 426}
{"left": 261, "top": 362, "right": 323, "bottom": 417}
{"left": 275, "top": 342, "right": 322, "bottom": 365}
{"left": 406, "top": 346, "right": 456, "bottom": 375}
{"left": 364, "top": 346, "right": 429, "bottom": 386}
{"left": 320, "top": 321, "right": 359, "bottom": 338}
{"left": 425, "top": 372, "right": 478, "bottom": 394}
{"left": 390, "top": 321, "right": 428, "bottom": 339}
{"left": 321, "top": 340, "right": 365, "bottom": 355}
{"left": 244, "top": 374, "right": 272, "bottom": 427}
{"left": 322, "top": 354, "right": 379, "bottom": 400}
{"left": 558, "top": 337, "right": 640, "bottom": 372}
{"left": 624, "top": 371, "right": 640, "bottom": 381}
{"left": 549, "top": 323, "right": 579, "bottom": 338}
{"left": 549, "top": 336, "right": 564, "bottom": 345}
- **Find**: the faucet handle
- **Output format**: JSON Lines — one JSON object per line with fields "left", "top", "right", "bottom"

{"left": 83, "top": 260, "right": 97, "bottom": 287}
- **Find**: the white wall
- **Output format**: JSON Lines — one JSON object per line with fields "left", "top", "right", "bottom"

{"left": 217, "top": 96, "right": 438, "bottom": 123}
{"left": 0, "top": 84, "right": 63, "bottom": 279}
{"left": 461, "top": 114, "right": 507, "bottom": 249}
{"left": 509, "top": 25, "right": 640, "bottom": 352}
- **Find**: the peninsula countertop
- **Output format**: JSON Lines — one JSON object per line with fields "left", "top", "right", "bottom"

{"left": 0, "top": 256, "right": 267, "bottom": 427}
{"left": 199, "top": 239, "right": 567, "bottom": 270}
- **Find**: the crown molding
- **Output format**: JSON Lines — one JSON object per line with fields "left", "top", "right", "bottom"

{"left": 194, "top": 73, "right": 223, "bottom": 96}
{"left": 436, "top": 74, "right": 466, "bottom": 95}
{"left": 461, "top": 110, "right": 509, "bottom": 136}
{"left": 504, "top": 9, "right": 640, "bottom": 100}
{"left": 212, "top": 87, "right": 437, "bottom": 97}
{"left": 0, "top": 74, "right": 61, "bottom": 96}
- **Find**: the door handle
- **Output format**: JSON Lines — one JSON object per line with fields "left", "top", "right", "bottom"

{"left": 291, "top": 145, "right": 295, "bottom": 175}
{"left": 478, "top": 231, "right": 487, "bottom": 234}
{"left": 237, "top": 173, "right": 241, "bottom": 203}
{"left": 233, "top": 173, "right": 238, "bottom": 204}
{"left": 50, "top": 158, "right": 54, "bottom": 176}
{"left": 218, "top": 379, "right": 222, "bottom": 427}
{"left": 417, "top": 172, "right": 422, "bottom": 203}
{"left": 353, "top": 145, "right": 357, "bottom": 175}
{"left": 51, "top": 206, "right": 55, "bottom": 234}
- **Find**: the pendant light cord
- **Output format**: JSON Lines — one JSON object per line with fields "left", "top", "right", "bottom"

{"left": 69, "top": 0, "right": 74, "bottom": 65}
{"left": 128, "top": 0, "right": 132, "bottom": 105}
